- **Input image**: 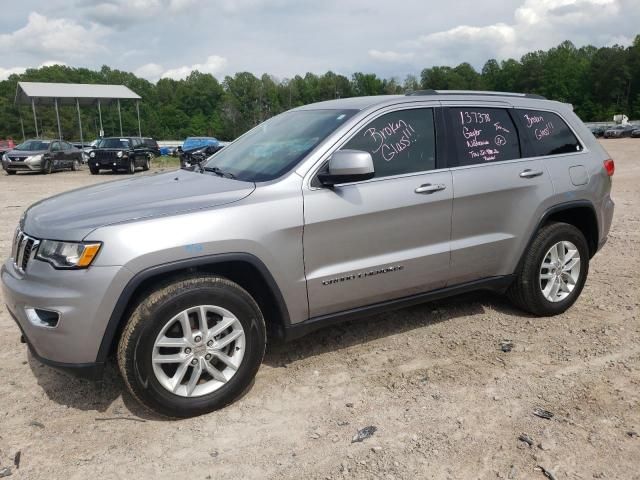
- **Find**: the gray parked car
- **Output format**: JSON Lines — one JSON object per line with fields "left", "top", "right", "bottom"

{"left": 2, "top": 91, "right": 615, "bottom": 417}
{"left": 2, "top": 139, "right": 83, "bottom": 175}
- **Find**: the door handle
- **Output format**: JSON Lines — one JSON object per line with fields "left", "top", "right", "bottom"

{"left": 519, "top": 169, "right": 543, "bottom": 179}
{"left": 415, "top": 183, "right": 446, "bottom": 194}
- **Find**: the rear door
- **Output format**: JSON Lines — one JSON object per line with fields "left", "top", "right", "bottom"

{"left": 443, "top": 105, "right": 554, "bottom": 284}
{"left": 303, "top": 106, "right": 453, "bottom": 317}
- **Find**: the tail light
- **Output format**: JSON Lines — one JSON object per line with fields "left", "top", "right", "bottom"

{"left": 603, "top": 158, "right": 615, "bottom": 176}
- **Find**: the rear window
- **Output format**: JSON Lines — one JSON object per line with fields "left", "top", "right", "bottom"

{"left": 448, "top": 107, "right": 520, "bottom": 166}
{"left": 515, "top": 110, "right": 582, "bottom": 156}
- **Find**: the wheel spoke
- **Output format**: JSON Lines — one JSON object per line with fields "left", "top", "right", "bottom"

{"left": 540, "top": 273, "right": 554, "bottom": 280}
{"left": 178, "top": 311, "right": 193, "bottom": 339}
{"left": 550, "top": 243, "right": 559, "bottom": 263}
{"left": 186, "top": 359, "right": 203, "bottom": 396}
{"left": 548, "top": 277, "right": 561, "bottom": 299}
{"left": 562, "top": 248, "right": 578, "bottom": 265}
{"left": 563, "top": 258, "right": 580, "bottom": 272}
{"left": 171, "top": 361, "right": 190, "bottom": 392}
{"left": 209, "top": 316, "right": 235, "bottom": 338}
{"left": 204, "top": 362, "right": 227, "bottom": 383}
{"left": 197, "top": 306, "right": 209, "bottom": 335}
{"left": 214, "top": 351, "right": 238, "bottom": 371}
{"left": 156, "top": 336, "right": 189, "bottom": 348}
{"left": 153, "top": 353, "right": 185, "bottom": 364}
{"left": 215, "top": 330, "right": 243, "bottom": 350}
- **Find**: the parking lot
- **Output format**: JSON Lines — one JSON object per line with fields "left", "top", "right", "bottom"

{"left": 0, "top": 139, "right": 638, "bottom": 479}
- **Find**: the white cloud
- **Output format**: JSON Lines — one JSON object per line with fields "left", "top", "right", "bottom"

{"left": 0, "top": 12, "right": 109, "bottom": 58}
{"left": 368, "top": 50, "right": 415, "bottom": 63}
{"left": 0, "top": 60, "right": 67, "bottom": 81}
{"left": 134, "top": 55, "right": 228, "bottom": 81}
{"left": 84, "top": 0, "right": 201, "bottom": 26}
{"left": 372, "top": 0, "right": 636, "bottom": 68}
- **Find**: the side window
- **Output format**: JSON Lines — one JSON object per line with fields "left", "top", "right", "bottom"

{"left": 448, "top": 107, "right": 520, "bottom": 166}
{"left": 515, "top": 110, "right": 582, "bottom": 156}
{"left": 51, "top": 141, "right": 60, "bottom": 152}
{"left": 341, "top": 108, "right": 436, "bottom": 178}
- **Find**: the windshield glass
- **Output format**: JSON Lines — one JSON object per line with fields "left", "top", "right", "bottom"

{"left": 15, "top": 140, "right": 50, "bottom": 151}
{"left": 202, "top": 109, "right": 356, "bottom": 182}
{"left": 98, "top": 138, "right": 130, "bottom": 149}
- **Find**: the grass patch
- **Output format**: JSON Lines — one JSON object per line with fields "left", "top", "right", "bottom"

{"left": 153, "top": 155, "right": 180, "bottom": 169}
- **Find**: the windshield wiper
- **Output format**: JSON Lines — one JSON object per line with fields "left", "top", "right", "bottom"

{"left": 203, "top": 166, "right": 235, "bottom": 179}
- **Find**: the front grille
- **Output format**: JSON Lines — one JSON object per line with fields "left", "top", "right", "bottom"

{"left": 8, "top": 156, "right": 27, "bottom": 162}
{"left": 94, "top": 151, "right": 119, "bottom": 161}
{"left": 12, "top": 230, "right": 40, "bottom": 273}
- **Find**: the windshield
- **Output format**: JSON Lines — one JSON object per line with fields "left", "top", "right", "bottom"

{"left": 184, "top": 137, "right": 216, "bottom": 149}
{"left": 202, "top": 109, "right": 356, "bottom": 182}
{"left": 98, "top": 138, "right": 131, "bottom": 149}
{"left": 15, "top": 140, "right": 50, "bottom": 151}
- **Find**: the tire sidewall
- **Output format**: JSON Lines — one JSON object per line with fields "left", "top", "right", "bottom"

{"left": 128, "top": 281, "right": 265, "bottom": 417}
{"left": 128, "top": 159, "right": 135, "bottom": 174}
{"left": 529, "top": 225, "right": 589, "bottom": 315}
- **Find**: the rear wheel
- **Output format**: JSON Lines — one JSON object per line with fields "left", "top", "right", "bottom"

{"left": 508, "top": 222, "right": 589, "bottom": 316}
{"left": 117, "top": 275, "right": 266, "bottom": 418}
{"left": 128, "top": 159, "right": 135, "bottom": 174}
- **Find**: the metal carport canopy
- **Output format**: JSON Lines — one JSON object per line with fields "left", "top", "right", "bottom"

{"left": 14, "top": 81, "right": 142, "bottom": 142}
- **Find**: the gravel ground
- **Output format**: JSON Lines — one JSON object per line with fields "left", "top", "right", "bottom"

{"left": 0, "top": 140, "right": 638, "bottom": 480}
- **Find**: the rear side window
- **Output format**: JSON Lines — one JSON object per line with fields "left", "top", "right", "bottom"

{"left": 448, "top": 107, "right": 520, "bottom": 166}
{"left": 515, "top": 110, "right": 582, "bottom": 156}
{"left": 342, "top": 108, "right": 436, "bottom": 178}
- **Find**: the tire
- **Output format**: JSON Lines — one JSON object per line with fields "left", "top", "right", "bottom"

{"left": 6, "top": 170, "right": 16, "bottom": 175}
{"left": 128, "top": 159, "right": 135, "bottom": 174}
{"left": 118, "top": 275, "right": 266, "bottom": 418}
{"left": 89, "top": 165, "right": 99, "bottom": 175}
{"left": 42, "top": 159, "right": 52, "bottom": 174}
{"left": 508, "top": 222, "right": 589, "bottom": 316}
{"left": 71, "top": 159, "right": 80, "bottom": 171}
{"left": 143, "top": 155, "right": 151, "bottom": 171}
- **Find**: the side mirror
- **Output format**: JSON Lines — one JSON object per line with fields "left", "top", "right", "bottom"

{"left": 317, "top": 149, "right": 375, "bottom": 187}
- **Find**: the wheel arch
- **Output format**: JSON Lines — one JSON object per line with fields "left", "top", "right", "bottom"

{"left": 96, "top": 253, "right": 290, "bottom": 363}
{"left": 516, "top": 200, "right": 599, "bottom": 273}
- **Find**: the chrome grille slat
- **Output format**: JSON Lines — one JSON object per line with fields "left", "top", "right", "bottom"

{"left": 12, "top": 230, "right": 38, "bottom": 273}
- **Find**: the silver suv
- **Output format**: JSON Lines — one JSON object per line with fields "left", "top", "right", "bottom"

{"left": 2, "top": 91, "right": 615, "bottom": 417}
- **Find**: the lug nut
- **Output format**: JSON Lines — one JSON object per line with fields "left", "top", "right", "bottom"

{"left": 191, "top": 358, "right": 198, "bottom": 366}
{"left": 184, "top": 348, "right": 191, "bottom": 354}
{"left": 194, "top": 335, "right": 202, "bottom": 343}
{"left": 207, "top": 340, "right": 213, "bottom": 347}
{"left": 205, "top": 353, "right": 212, "bottom": 360}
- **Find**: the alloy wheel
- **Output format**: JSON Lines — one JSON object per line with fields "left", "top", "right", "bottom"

{"left": 539, "top": 240, "right": 581, "bottom": 302}
{"left": 151, "top": 305, "right": 246, "bottom": 397}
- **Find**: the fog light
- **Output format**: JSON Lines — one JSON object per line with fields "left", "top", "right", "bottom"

{"left": 25, "top": 307, "right": 59, "bottom": 328}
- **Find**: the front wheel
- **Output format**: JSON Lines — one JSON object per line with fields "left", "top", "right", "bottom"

{"left": 42, "top": 159, "right": 52, "bottom": 174}
{"left": 143, "top": 155, "right": 151, "bottom": 171}
{"left": 128, "top": 159, "right": 135, "bottom": 174}
{"left": 6, "top": 170, "right": 16, "bottom": 175}
{"left": 508, "top": 222, "right": 589, "bottom": 316}
{"left": 89, "top": 165, "right": 99, "bottom": 175}
{"left": 71, "top": 159, "right": 80, "bottom": 171}
{"left": 117, "top": 275, "right": 266, "bottom": 418}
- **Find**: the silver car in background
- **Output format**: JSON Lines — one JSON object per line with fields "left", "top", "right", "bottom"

{"left": 2, "top": 91, "right": 615, "bottom": 417}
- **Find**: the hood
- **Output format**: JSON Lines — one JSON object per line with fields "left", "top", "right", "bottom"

{"left": 22, "top": 169, "right": 255, "bottom": 240}
{"left": 6, "top": 149, "right": 48, "bottom": 157}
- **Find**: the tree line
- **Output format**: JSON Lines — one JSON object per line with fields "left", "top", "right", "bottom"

{"left": 0, "top": 36, "right": 639, "bottom": 142}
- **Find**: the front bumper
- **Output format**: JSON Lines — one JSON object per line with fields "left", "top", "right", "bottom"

{"left": 91, "top": 157, "right": 129, "bottom": 169}
{"left": 1, "top": 256, "right": 133, "bottom": 369}
{"left": 3, "top": 157, "right": 42, "bottom": 172}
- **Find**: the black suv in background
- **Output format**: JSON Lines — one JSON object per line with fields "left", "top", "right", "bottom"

{"left": 89, "top": 137, "right": 151, "bottom": 175}
{"left": 142, "top": 137, "right": 161, "bottom": 157}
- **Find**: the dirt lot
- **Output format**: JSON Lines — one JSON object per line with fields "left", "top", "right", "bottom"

{"left": 0, "top": 140, "right": 638, "bottom": 480}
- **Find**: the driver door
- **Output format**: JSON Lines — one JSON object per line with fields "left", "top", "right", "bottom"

{"left": 302, "top": 107, "right": 452, "bottom": 317}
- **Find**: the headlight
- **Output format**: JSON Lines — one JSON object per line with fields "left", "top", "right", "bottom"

{"left": 117, "top": 151, "right": 123, "bottom": 158}
{"left": 36, "top": 240, "right": 101, "bottom": 269}
{"left": 30, "top": 154, "right": 42, "bottom": 162}
{"left": 90, "top": 151, "right": 95, "bottom": 158}
{"left": 2, "top": 153, "right": 8, "bottom": 162}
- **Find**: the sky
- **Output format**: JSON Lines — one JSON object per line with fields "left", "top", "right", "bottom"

{"left": 0, "top": 0, "right": 639, "bottom": 82}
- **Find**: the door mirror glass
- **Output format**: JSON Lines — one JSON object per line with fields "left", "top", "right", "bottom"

{"left": 317, "top": 149, "right": 375, "bottom": 186}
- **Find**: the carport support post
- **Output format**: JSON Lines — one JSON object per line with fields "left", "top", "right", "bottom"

{"left": 18, "top": 107, "right": 25, "bottom": 141}
{"left": 136, "top": 100, "right": 141, "bottom": 137}
{"left": 117, "top": 99, "right": 123, "bottom": 136}
{"left": 31, "top": 99, "right": 39, "bottom": 138}
{"left": 54, "top": 98, "right": 62, "bottom": 140}
{"left": 97, "top": 99, "right": 103, "bottom": 137}
{"left": 76, "top": 98, "right": 84, "bottom": 147}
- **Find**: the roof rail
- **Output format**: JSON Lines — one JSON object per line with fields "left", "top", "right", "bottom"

{"left": 405, "top": 89, "right": 547, "bottom": 100}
